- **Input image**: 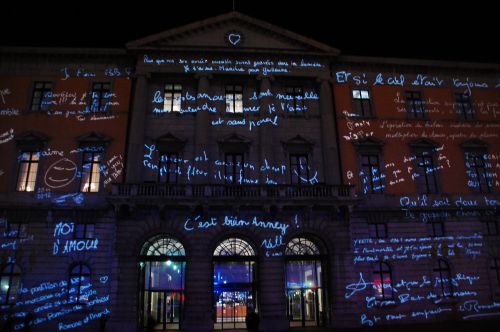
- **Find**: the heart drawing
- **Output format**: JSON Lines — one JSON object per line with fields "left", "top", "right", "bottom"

{"left": 100, "top": 275, "right": 109, "bottom": 284}
{"left": 228, "top": 33, "right": 241, "bottom": 46}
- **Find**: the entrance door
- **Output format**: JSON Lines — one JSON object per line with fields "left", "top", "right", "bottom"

{"left": 214, "top": 290, "right": 252, "bottom": 329}
{"left": 287, "top": 288, "right": 320, "bottom": 327}
{"left": 146, "top": 291, "right": 182, "bottom": 331}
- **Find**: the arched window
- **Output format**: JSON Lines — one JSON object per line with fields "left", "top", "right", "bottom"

{"left": 213, "top": 237, "right": 255, "bottom": 256}
{"left": 285, "top": 237, "right": 320, "bottom": 256}
{"left": 373, "top": 262, "right": 393, "bottom": 300}
{"left": 140, "top": 235, "right": 186, "bottom": 331}
{"left": 213, "top": 237, "right": 257, "bottom": 330}
{"left": 141, "top": 235, "right": 186, "bottom": 256}
{"left": 285, "top": 237, "right": 325, "bottom": 327}
{"left": 0, "top": 264, "right": 21, "bottom": 305}
{"left": 433, "top": 259, "right": 452, "bottom": 297}
{"left": 68, "top": 263, "right": 91, "bottom": 304}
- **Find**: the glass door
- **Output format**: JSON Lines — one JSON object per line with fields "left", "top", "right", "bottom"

{"left": 287, "top": 288, "right": 320, "bottom": 327}
{"left": 214, "top": 290, "right": 253, "bottom": 329}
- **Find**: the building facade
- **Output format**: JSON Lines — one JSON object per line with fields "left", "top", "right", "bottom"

{"left": 0, "top": 11, "right": 499, "bottom": 332}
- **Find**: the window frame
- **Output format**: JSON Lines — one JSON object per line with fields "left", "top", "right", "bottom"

{"left": 0, "top": 264, "right": 22, "bottom": 305}
{"left": 414, "top": 150, "right": 439, "bottom": 194}
{"left": 464, "top": 150, "right": 492, "bottom": 193}
{"left": 68, "top": 263, "right": 91, "bottom": 304}
{"left": 454, "top": 92, "right": 475, "bottom": 121}
{"left": 405, "top": 90, "right": 426, "bottom": 119}
{"left": 433, "top": 259, "right": 453, "bottom": 298}
{"left": 163, "top": 83, "right": 183, "bottom": 113}
{"left": 16, "top": 150, "right": 40, "bottom": 192}
{"left": 290, "top": 154, "right": 310, "bottom": 185}
{"left": 351, "top": 88, "right": 373, "bottom": 117}
{"left": 225, "top": 84, "right": 243, "bottom": 114}
{"left": 373, "top": 261, "right": 393, "bottom": 301}
{"left": 90, "top": 82, "right": 112, "bottom": 113}
{"left": 30, "top": 81, "right": 53, "bottom": 111}
{"left": 224, "top": 152, "right": 244, "bottom": 184}
{"left": 80, "top": 151, "right": 103, "bottom": 193}
{"left": 158, "top": 152, "right": 180, "bottom": 184}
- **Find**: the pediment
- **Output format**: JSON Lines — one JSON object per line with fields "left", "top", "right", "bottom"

{"left": 127, "top": 12, "right": 339, "bottom": 56}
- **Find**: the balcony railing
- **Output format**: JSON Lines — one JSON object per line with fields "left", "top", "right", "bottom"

{"left": 110, "top": 183, "right": 354, "bottom": 200}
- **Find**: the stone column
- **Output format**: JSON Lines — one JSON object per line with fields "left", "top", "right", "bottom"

{"left": 125, "top": 73, "right": 148, "bottom": 183}
{"left": 193, "top": 74, "right": 211, "bottom": 184}
{"left": 180, "top": 230, "right": 213, "bottom": 331}
{"left": 318, "top": 78, "right": 341, "bottom": 184}
{"left": 258, "top": 254, "right": 289, "bottom": 331}
{"left": 258, "top": 76, "right": 274, "bottom": 184}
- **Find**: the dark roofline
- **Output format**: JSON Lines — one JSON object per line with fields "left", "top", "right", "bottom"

{"left": 0, "top": 46, "right": 127, "bottom": 56}
{"left": 126, "top": 11, "right": 340, "bottom": 56}
{"left": 338, "top": 54, "right": 500, "bottom": 70}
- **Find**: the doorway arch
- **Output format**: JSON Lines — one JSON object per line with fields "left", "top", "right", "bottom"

{"left": 213, "top": 237, "right": 257, "bottom": 330}
{"left": 139, "top": 235, "right": 186, "bottom": 331}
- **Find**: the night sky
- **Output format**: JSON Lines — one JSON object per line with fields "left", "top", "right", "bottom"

{"left": 1, "top": 1, "right": 498, "bottom": 63}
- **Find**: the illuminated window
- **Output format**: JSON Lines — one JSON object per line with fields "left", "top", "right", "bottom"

{"left": 74, "top": 223, "right": 95, "bottom": 239}
{"left": 285, "top": 238, "right": 325, "bottom": 327}
{"left": 141, "top": 235, "right": 186, "bottom": 256}
{"left": 214, "top": 238, "right": 255, "bottom": 256}
{"left": 0, "top": 264, "right": 21, "bottom": 305}
{"left": 464, "top": 151, "right": 492, "bottom": 193}
{"left": 30, "top": 81, "right": 52, "bottom": 111}
{"left": 16, "top": 151, "right": 40, "bottom": 192}
{"left": 159, "top": 152, "right": 179, "bottom": 183}
{"left": 286, "top": 86, "right": 305, "bottom": 113}
{"left": 290, "top": 154, "right": 309, "bottom": 185}
{"left": 373, "top": 262, "right": 393, "bottom": 300}
{"left": 491, "top": 258, "right": 500, "bottom": 290}
{"left": 224, "top": 153, "right": 244, "bottom": 184}
{"left": 90, "top": 82, "right": 111, "bottom": 112}
{"left": 164, "top": 84, "right": 182, "bottom": 112}
{"left": 213, "top": 238, "right": 256, "bottom": 329}
{"left": 352, "top": 89, "right": 372, "bottom": 117}
{"left": 225, "top": 85, "right": 243, "bottom": 113}
{"left": 68, "top": 263, "right": 91, "bottom": 304}
{"left": 455, "top": 93, "right": 475, "bottom": 120}
{"left": 360, "top": 154, "right": 384, "bottom": 194}
{"left": 433, "top": 259, "right": 453, "bottom": 298}
{"left": 369, "top": 223, "right": 387, "bottom": 239}
{"left": 3, "top": 221, "right": 28, "bottom": 239}
{"left": 80, "top": 152, "right": 102, "bottom": 192}
{"left": 415, "top": 151, "right": 439, "bottom": 194}
{"left": 140, "top": 236, "right": 186, "bottom": 330}
{"left": 405, "top": 90, "right": 425, "bottom": 119}
{"left": 285, "top": 237, "right": 321, "bottom": 256}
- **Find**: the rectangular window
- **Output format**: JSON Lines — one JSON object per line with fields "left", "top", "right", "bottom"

{"left": 225, "top": 153, "right": 244, "bottom": 184}
{"left": 455, "top": 93, "right": 475, "bottom": 120}
{"left": 74, "top": 224, "right": 95, "bottom": 239}
{"left": 163, "top": 84, "right": 182, "bottom": 112}
{"left": 286, "top": 87, "right": 305, "bottom": 113}
{"left": 16, "top": 151, "right": 40, "bottom": 192}
{"left": 369, "top": 223, "right": 387, "bottom": 239}
{"left": 80, "top": 152, "right": 102, "bottom": 192}
{"left": 430, "top": 220, "right": 445, "bottom": 237}
{"left": 483, "top": 219, "right": 498, "bottom": 236}
{"left": 31, "top": 81, "right": 52, "bottom": 111}
{"left": 225, "top": 85, "right": 243, "bottom": 114}
{"left": 90, "top": 82, "right": 111, "bottom": 112}
{"left": 360, "top": 154, "right": 384, "bottom": 193}
{"left": 415, "top": 152, "right": 439, "bottom": 194}
{"left": 158, "top": 152, "right": 179, "bottom": 184}
{"left": 352, "top": 89, "right": 372, "bottom": 117}
{"left": 464, "top": 151, "right": 492, "bottom": 193}
{"left": 290, "top": 154, "right": 309, "bottom": 185}
{"left": 405, "top": 90, "right": 425, "bottom": 119}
